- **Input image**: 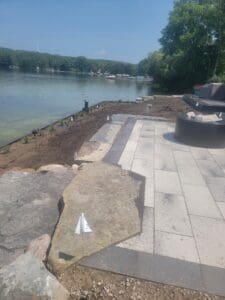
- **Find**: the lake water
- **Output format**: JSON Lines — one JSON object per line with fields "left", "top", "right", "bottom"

{"left": 0, "top": 71, "right": 151, "bottom": 146}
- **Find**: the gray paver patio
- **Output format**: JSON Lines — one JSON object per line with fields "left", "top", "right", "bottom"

{"left": 80, "top": 115, "right": 225, "bottom": 297}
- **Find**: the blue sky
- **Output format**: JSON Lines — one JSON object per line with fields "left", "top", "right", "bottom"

{"left": 0, "top": 0, "right": 174, "bottom": 63}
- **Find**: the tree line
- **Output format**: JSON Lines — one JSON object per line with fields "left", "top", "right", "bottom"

{"left": 0, "top": 47, "right": 137, "bottom": 75}
{"left": 137, "top": 0, "right": 225, "bottom": 91}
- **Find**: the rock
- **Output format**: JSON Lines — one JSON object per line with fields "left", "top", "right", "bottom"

{"left": 27, "top": 234, "right": 51, "bottom": 261}
{"left": 48, "top": 162, "right": 143, "bottom": 273}
{"left": 0, "top": 252, "right": 70, "bottom": 300}
{"left": 37, "top": 164, "right": 68, "bottom": 173}
{"left": 72, "top": 164, "right": 79, "bottom": 173}
{"left": 0, "top": 169, "right": 74, "bottom": 268}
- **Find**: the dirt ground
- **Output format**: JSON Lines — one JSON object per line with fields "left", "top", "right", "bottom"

{"left": 1, "top": 96, "right": 218, "bottom": 300}
{"left": 0, "top": 96, "right": 190, "bottom": 172}
{"left": 59, "top": 265, "right": 224, "bottom": 300}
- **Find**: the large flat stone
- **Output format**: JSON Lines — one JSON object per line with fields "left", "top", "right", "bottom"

{"left": 155, "top": 170, "right": 182, "bottom": 194}
{"left": 0, "top": 252, "right": 69, "bottom": 300}
{"left": 48, "top": 162, "right": 143, "bottom": 273}
{"left": 191, "top": 215, "right": 225, "bottom": 268}
{"left": 0, "top": 169, "right": 74, "bottom": 268}
{"left": 182, "top": 183, "right": 221, "bottom": 218}
{"left": 155, "top": 231, "right": 199, "bottom": 263}
{"left": 205, "top": 176, "right": 225, "bottom": 202}
{"left": 155, "top": 192, "right": 192, "bottom": 236}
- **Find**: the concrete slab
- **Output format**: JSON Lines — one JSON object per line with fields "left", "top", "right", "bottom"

{"left": 132, "top": 158, "right": 154, "bottom": 178}
{"left": 144, "top": 178, "right": 154, "bottom": 207}
{"left": 90, "top": 123, "right": 121, "bottom": 144}
{"left": 134, "top": 138, "right": 154, "bottom": 158}
{"left": 48, "top": 162, "right": 142, "bottom": 273}
{"left": 117, "top": 208, "right": 154, "bottom": 254}
{"left": 191, "top": 215, "right": 225, "bottom": 268}
{"left": 177, "top": 164, "right": 206, "bottom": 186}
{"left": 196, "top": 159, "right": 225, "bottom": 177}
{"left": 155, "top": 151, "right": 177, "bottom": 172}
{"left": 217, "top": 202, "right": 225, "bottom": 219}
{"left": 173, "top": 150, "right": 196, "bottom": 166}
{"left": 205, "top": 177, "right": 225, "bottom": 202}
{"left": 155, "top": 193, "right": 192, "bottom": 236}
{"left": 155, "top": 231, "right": 199, "bottom": 263}
{"left": 190, "top": 147, "right": 213, "bottom": 161}
{"left": 182, "top": 183, "right": 222, "bottom": 218}
{"left": 212, "top": 154, "right": 225, "bottom": 172}
{"left": 155, "top": 170, "right": 182, "bottom": 194}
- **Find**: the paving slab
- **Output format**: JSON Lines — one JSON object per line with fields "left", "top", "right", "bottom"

{"left": 155, "top": 170, "right": 182, "bottom": 194}
{"left": 118, "top": 207, "right": 154, "bottom": 253}
{"left": 173, "top": 150, "right": 197, "bottom": 166}
{"left": 155, "top": 151, "right": 177, "bottom": 172}
{"left": 191, "top": 215, "right": 225, "bottom": 268}
{"left": 213, "top": 154, "right": 225, "bottom": 172}
{"left": 134, "top": 137, "right": 154, "bottom": 158}
{"left": 190, "top": 147, "right": 214, "bottom": 161}
{"left": 182, "top": 183, "right": 222, "bottom": 218}
{"left": 48, "top": 162, "right": 143, "bottom": 273}
{"left": 205, "top": 177, "right": 225, "bottom": 202}
{"left": 144, "top": 177, "right": 154, "bottom": 207}
{"left": 155, "top": 230, "right": 199, "bottom": 263}
{"left": 155, "top": 192, "right": 192, "bottom": 236}
{"left": 177, "top": 163, "right": 206, "bottom": 186}
{"left": 196, "top": 159, "right": 225, "bottom": 178}
{"left": 90, "top": 123, "right": 121, "bottom": 144}
{"left": 132, "top": 158, "right": 154, "bottom": 178}
{"left": 217, "top": 202, "right": 225, "bottom": 219}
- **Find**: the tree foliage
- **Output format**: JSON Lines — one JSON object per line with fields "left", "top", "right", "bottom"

{"left": 138, "top": 0, "right": 225, "bottom": 91}
{"left": 0, "top": 47, "right": 137, "bottom": 75}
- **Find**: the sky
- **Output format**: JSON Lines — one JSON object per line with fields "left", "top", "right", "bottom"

{"left": 0, "top": 0, "right": 174, "bottom": 63}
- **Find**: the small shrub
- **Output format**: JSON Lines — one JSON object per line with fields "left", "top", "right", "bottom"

{"left": 22, "top": 136, "right": 29, "bottom": 144}
{"left": 0, "top": 145, "right": 10, "bottom": 154}
{"left": 49, "top": 125, "right": 55, "bottom": 132}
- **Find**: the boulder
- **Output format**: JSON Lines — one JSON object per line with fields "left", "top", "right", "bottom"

{"left": 0, "top": 252, "right": 70, "bottom": 300}
{"left": 37, "top": 164, "right": 68, "bottom": 173}
{"left": 48, "top": 162, "right": 143, "bottom": 273}
{"left": 0, "top": 169, "right": 74, "bottom": 268}
{"left": 27, "top": 234, "right": 51, "bottom": 262}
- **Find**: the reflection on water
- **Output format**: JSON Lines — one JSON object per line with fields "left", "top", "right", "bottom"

{"left": 0, "top": 71, "right": 151, "bottom": 146}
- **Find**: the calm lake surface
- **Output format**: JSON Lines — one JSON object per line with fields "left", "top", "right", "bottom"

{"left": 0, "top": 71, "right": 151, "bottom": 146}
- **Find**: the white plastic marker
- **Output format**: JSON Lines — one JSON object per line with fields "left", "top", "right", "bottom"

{"left": 75, "top": 213, "right": 92, "bottom": 235}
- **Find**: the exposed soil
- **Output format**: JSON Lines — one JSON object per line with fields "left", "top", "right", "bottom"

{"left": 0, "top": 96, "right": 190, "bottom": 172}
{"left": 59, "top": 265, "right": 224, "bottom": 300}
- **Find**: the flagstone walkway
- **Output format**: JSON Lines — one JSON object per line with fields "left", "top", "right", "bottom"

{"left": 80, "top": 114, "right": 225, "bottom": 297}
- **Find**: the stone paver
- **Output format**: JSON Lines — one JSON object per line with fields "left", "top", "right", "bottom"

{"left": 155, "top": 170, "right": 182, "bottom": 194}
{"left": 155, "top": 192, "right": 192, "bottom": 236}
{"left": 132, "top": 158, "right": 154, "bottom": 178}
{"left": 191, "top": 215, "right": 225, "bottom": 268}
{"left": 144, "top": 178, "right": 154, "bottom": 207}
{"left": 182, "top": 183, "right": 222, "bottom": 218}
{"left": 190, "top": 147, "right": 214, "bottom": 161}
{"left": 196, "top": 159, "right": 225, "bottom": 178}
{"left": 217, "top": 202, "right": 225, "bottom": 219}
{"left": 177, "top": 163, "right": 206, "bottom": 186}
{"left": 205, "top": 177, "right": 225, "bottom": 202}
{"left": 155, "top": 231, "right": 199, "bottom": 263}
